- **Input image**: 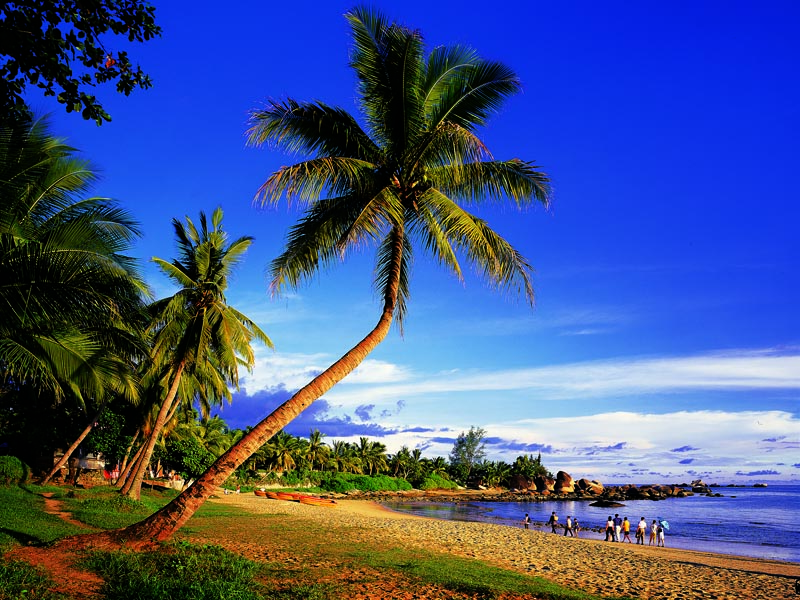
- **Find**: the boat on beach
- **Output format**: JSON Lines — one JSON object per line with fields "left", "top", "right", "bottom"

{"left": 299, "top": 495, "right": 337, "bottom": 507}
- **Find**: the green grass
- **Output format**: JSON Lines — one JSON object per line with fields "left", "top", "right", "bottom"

{"left": 62, "top": 487, "right": 176, "bottom": 530}
{"left": 0, "top": 559, "right": 68, "bottom": 600}
{"left": 82, "top": 541, "right": 332, "bottom": 600}
{"left": 0, "top": 485, "right": 88, "bottom": 550}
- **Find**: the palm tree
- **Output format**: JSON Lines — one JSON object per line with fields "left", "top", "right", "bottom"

{"left": 0, "top": 114, "right": 148, "bottom": 401}
{"left": 0, "top": 115, "right": 148, "bottom": 480}
{"left": 305, "top": 429, "right": 330, "bottom": 471}
{"left": 79, "top": 7, "right": 548, "bottom": 547}
{"left": 329, "top": 439, "right": 361, "bottom": 474}
{"left": 356, "top": 437, "right": 388, "bottom": 475}
{"left": 390, "top": 445, "right": 412, "bottom": 479}
{"left": 122, "top": 208, "right": 272, "bottom": 500}
{"left": 262, "top": 430, "right": 300, "bottom": 472}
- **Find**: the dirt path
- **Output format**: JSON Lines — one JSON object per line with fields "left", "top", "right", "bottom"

{"left": 6, "top": 493, "right": 104, "bottom": 599}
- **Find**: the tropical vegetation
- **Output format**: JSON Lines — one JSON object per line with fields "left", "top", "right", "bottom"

{"left": 0, "top": 5, "right": 550, "bottom": 548}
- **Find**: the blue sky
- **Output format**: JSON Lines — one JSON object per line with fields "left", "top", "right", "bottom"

{"left": 30, "top": 1, "right": 799, "bottom": 483}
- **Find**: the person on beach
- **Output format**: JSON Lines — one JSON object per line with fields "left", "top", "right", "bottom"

{"left": 613, "top": 514, "right": 622, "bottom": 542}
{"left": 573, "top": 517, "right": 580, "bottom": 537}
{"left": 649, "top": 520, "right": 658, "bottom": 545}
{"left": 523, "top": 513, "right": 530, "bottom": 529}
{"left": 657, "top": 522, "right": 666, "bottom": 547}
{"left": 605, "top": 516, "right": 615, "bottom": 541}
{"left": 636, "top": 517, "right": 647, "bottom": 544}
{"left": 547, "top": 511, "right": 559, "bottom": 533}
{"left": 621, "top": 517, "right": 632, "bottom": 542}
{"left": 564, "top": 515, "right": 574, "bottom": 536}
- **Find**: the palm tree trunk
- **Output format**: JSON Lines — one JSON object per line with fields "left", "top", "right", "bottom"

{"left": 115, "top": 427, "right": 140, "bottom": 485}
{"left": 40, "top": 406, "right": 103, "bottom": 485}
{"left": 116, "top": 438, "right": 144, "bottom": 489}
{"left": 118, "top": 436, "right": 147, "bottom": 493}
{"left": 123, "top": 362, "right": 185, "bottom": 500}
{"left": 82, "top": 229, "right": 405, "bottom": 547}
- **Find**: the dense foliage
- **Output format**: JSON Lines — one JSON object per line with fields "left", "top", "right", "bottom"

{"left": 0, "top": 455, "right": 27, "bottom": 485}
{"left": 0, "top": 1, "right": 161, "bottom": 124}
{"left": 449, "top": 426, "right": 488, "bottom": 482}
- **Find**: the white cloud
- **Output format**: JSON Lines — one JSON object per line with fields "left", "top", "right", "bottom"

{"left": 240, "top": 349, "right": 330, "bottom": 393}
{"left": 373, "top": 410, "right": 800, "bottom": 484}
{"left": 339, "top": 359, "right": 411, "bottom": 384}
{"left": 321, "top": 348, "right": 800, "bottom": 407}
{"left": 240, "top": 351, "right": 412, "bottom": 394}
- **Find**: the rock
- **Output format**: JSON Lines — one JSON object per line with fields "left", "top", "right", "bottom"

{"left": 533, "top": 475, "right": 555, "bottom": 493}
{"left": 554, "top": 471, "right": 575, "bottom": 493}
{"left": 576, "top": 478, "right": 604, "bottom": 495}
{"left": 589, "top": 499, "right": 626, "bottom": 508}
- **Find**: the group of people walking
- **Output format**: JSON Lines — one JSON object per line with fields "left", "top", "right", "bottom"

{"left": 605, "top": 514, "right": 666, "bottom": 546}
{"left": 523, "top": 511, "right": 581, "bottom": 536}
{"left": 524, "top": 511, "right": 666, "bottom": 547}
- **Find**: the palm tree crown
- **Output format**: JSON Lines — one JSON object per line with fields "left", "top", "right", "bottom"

{"left": 0, "top": 115, "right": 148, "bottom": 400}
{"left": 247, "top": 6, "right": 550, "bottom": 327}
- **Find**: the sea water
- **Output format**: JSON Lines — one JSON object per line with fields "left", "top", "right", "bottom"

{"left": 383, "top": 484, "right": 800, "bottom": 563}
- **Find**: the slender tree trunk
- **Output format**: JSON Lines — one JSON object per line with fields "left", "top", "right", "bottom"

{"left": 124, "top": 363, "right": 185, "bottom": 500}
{"left": 115, "top": 428, "right": 140, "bottom": 485}
{"left": 116, "top": 439, "right": 144, "bottom": 489}
{"left": 119, "top": 437, "right": 147, "bottom": 494}
{"left": 40, "top": 406, "right": 104, "bottom": 485}
{"left": 72, "top": 229, "right": 405, "bottom": 548}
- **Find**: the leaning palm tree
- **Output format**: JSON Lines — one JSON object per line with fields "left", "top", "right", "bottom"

{"left": 73, "top": 6, "right": 548, "bottom": 547}
{"left": 122, "top": 208, "right": 273, "bottom": 500}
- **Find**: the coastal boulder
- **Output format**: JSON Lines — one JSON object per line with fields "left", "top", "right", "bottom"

{"left": 576, "top": 478, "right": 604, "bottom": 495}
{"left": 691, "top": 479, "right": 712, "bottom": 494}
{"left": 533, "top": 475, "right": 555, "bottom": 493}
{"left": 508, "top": 474, "right": 535, "bottom": 491}
{"left": 554, "top": 471, "right": 575, "bottom": 494}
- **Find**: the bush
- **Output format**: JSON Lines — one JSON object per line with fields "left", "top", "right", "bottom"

{"left": 319, "top": 474, "right": 356, "bottom": 494}
{"left": 419, "top": 474, "right": 458, "bottom": 491}
{"left": 0, "top": 456, "right": 28, "bottom": 485}
{"left": 318, "top": 473, "right": 412, "bottom": 493}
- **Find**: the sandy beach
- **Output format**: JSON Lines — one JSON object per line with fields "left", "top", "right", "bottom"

{"left": 203, "top": 492, "right": 799, "bottom": 600}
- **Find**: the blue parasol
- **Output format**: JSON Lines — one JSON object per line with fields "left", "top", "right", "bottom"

{"left": 658, "top": 518, "right": 670, "bottom": 530}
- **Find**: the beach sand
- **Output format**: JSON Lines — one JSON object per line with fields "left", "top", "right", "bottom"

{"left": 204, "top": 492, "right": 799, "bottom": 600}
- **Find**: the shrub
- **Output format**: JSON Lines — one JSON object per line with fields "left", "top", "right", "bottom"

{"left": 318, "top": 473, "right": 412, "bottom": 493}
{"left": 319, "top": 474, "right": 356, "bottom": 494}
{"left": 419, "top": 474, "right": 458, "bottom": 490}
{"left": 0, "top": 456, "right": 27, "bottom": 485}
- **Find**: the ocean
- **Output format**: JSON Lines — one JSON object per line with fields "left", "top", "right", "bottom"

{"left": 383, "top": 484, "right": 800, "bottom": 563}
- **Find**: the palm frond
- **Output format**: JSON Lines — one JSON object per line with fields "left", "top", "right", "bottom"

{"left": 269, "top": 193, "right": 389, "bottom": 294}
{"left": 432, "top": 159, "right": 551, "bottom": 207}
{"left": 247, "top": 99, "right": 379, "bottom": 161}
{"left": 427, "top": 59, "right": 522, "bottom": 131}
{"left": 373, "top": 227, "right": 412, "bottom": 329}
{"left": 255, "top": 156, "right": 377, "bottom": 207}
{"left": 418, "top": 188, "right": 536, "bottom": 304}
{"left": 345, "top": 6, "right": 426, "bottom": 151}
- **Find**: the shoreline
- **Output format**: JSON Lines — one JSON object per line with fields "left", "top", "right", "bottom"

{"left": 205, "top": 491, "right": 799, "bottom": 600}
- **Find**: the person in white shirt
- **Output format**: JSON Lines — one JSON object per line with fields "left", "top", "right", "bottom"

{"left": 636, "top": 517, "right": 647, "bottom": 544}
